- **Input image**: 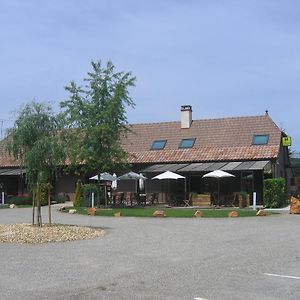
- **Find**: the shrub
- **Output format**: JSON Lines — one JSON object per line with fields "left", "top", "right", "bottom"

{"left": 53, "top": 195, "right": 67, "bottom": 204}
{"left": 73, "top": 180, "right": 83, "bottom": 207}
{"left": 81, "top": 184, "right": 99, "bottom": 207}
{"left": 264, "top": 177, "right": 287, "bottom": 208}
{"left": 9, "top": 196, "right": 32, "bottom": 205}
{"left": 38, "top": 183, "right": 49, "bottom": 206}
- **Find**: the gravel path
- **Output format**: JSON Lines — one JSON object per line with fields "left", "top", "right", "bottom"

{"left": 0, "top": 206, "right": 299, "bottom": 300}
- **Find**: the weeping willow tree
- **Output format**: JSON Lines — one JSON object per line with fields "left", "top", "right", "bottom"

{"left": 7, "top": 101, "right": 66, "bottom": 226}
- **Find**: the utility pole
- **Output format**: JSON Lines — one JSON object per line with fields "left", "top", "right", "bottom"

{"left": 0, "top": 118, "right": 13, "bottom": 140}
{"left": 0, "top": 119, "right": 4, "bottom": 140}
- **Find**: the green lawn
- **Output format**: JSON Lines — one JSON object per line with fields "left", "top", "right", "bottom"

{"left": 70, "top": 207, "right": 272, "bottom": 218}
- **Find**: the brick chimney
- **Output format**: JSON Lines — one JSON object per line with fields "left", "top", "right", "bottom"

{"left": 181, "top": 105, "right": 192, "bottom": 129}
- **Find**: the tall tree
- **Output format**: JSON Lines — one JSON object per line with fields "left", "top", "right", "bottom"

{"left": 60, "top": 60, "right": 136, "bottom": 204}
{"left": 8, "top": 101, "right": 66, "bottom": 226}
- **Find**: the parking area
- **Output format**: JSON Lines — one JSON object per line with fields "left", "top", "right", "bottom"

{"left": 0, "top": 207, "right": 299, "bottom": 300}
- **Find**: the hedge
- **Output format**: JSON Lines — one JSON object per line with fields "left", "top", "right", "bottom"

{"left": 264, "top": 177, "right": 287, "bottom": 208}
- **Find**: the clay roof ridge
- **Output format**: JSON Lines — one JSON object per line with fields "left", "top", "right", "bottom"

{"left": 128, "top": 120, "right": 179, "bottom": 126}
{"left": 264, "top": 112, "right": 285, "bottom": 133}
{"left": 128, "top": 114, "right": 268, "bottom": 126}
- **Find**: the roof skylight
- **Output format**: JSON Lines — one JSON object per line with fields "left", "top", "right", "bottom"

{"left": 151, "top": 140, "right": 167, "bottom": 150}
{"left": 179, "top": 138, "right": 196, "bottom": 149}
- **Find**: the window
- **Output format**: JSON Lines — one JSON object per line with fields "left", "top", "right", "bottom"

{"left": 252, "top": 134, "right": 269, "bottom": 145}
{"left": 151, "top": 140, "right": 167, "bottom": 150}
{"left": 179, "top": 138, "right": 196, "bottom": 148}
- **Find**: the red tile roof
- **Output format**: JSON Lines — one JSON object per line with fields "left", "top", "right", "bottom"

{"left": 0, "top": 113, "right": 283, "bottom": 167}
{"left": 0, "top": 137, "right": 21, "bottom": 167}
{"left": 121, "top": 114, "right": 282, "bottom": 163}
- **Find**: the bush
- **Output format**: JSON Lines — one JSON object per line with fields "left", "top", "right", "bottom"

{"left": 9, "top": 196, "right": 32, "bottom": 205}
{"left": 81, "top": 184, "right": 99, "bottom": 207}
{"left": 53, "top": 195, "right": 67, "bottom": 204}
{"left": 73, "top": 180, "right": 83, "bottom": 207}
{"left": 38, "top": 183, "right": 49, "bottom": 206}
{"left": 264, "top": 178, "right": 287, "bottom": 208}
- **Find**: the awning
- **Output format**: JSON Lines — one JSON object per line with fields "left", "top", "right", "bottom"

{"left": 142, "top": 163, "right": 189, "bottom": 173}
{"left": 0, "top": 168, "right": 26, "bottom": 176}
{"left": 141, "top": 160, "right": 271, "bottom": 173}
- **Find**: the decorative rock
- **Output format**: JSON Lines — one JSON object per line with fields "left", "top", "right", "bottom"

{"left": 152, "top": 210, "right": 166, "bottom": 217}
{"left": 58, "top": 205, "right": 67, "bottom": 211}
{"left": 256, "top": 209, "right": 266, "bottom": 216}
{"left": 194, "top": 210, "right": 203, "bottom": 218}
{"left": 290, "top": 196, "right": 300, "bottom": 214}
{"left": 114, "top": 211, "right": 121, "bottom": 217}
{"left": 69, "top": 209, "right": 77, "bottom": 214}
{"left": 9, "top": 204, "right": 15, "bottom": 209}
{"left": 87, "top": 207, "right": 97, "bottom": 216}
{"left": 228, "top": 211, "right": 238, "bottom": 218}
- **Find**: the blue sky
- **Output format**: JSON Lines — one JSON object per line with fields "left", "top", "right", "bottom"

{"left": 0, "top": 0, "right": 299, "bottom": 150}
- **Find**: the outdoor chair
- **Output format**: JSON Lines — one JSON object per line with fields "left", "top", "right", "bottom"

{"left": 123, "top": 192, "right": 133, "bottom": 206}
{"left": 183, "top": 193, "right": 192, "bottom": 207}
{"left": 147, "top": 193, "right": 159, "bottom": 205}
{"left": 114, "top": 192, "right": 124, "bottom": 205}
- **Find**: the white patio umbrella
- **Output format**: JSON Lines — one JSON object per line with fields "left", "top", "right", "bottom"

{"left": 152, "top": 171, "right": 185, "bottom": 204}
{"left": 111, "top": 173, "right": 117, "bottom": 190}
{"left": 152, "top": 171, "right": 185, "bottom": 180}
{"left": 117, "top": 172, "right": 147, "bottom": 194}
{"left": 117, "top": 172, "right": 147, "bottom": 180}
{"left": 202, "top": 170, "right": 235, "bottom": 206}
{"left": 89, "top": 172, "right": 117, "bottom": 207}
{"left": 139, "top": 173, "right": 145, "bottom": 193}
{"left": 89, "top": 172, "right": 117, "bottom": 181}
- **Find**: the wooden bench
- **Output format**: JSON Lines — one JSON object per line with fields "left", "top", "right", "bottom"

{"left": 191, "top": 194, "right": 211, "bottom": 206}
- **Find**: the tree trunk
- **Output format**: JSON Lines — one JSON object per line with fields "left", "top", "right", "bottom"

{"left": 48, "top": 184, "right": 51, "bottom": 226}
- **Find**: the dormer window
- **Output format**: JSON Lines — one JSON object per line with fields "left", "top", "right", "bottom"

{"left": 179, "top": 138, "right": 196, "bottom": 148}
{"left": 151, "top": 140, "right": 167, "bottom": 150}
{"left": 252, "top": 135, "right": 269, "bottom": 145}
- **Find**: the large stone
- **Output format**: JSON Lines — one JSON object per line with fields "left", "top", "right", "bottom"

{"left": 58, "top": 205, "right": 67, "bottom": 211}
{"left": 152, "top": 210, "right": 166, "bottom": 217}
{"left": 87, "top": 207, "right": 97, "bottom": 216}
{"left": 256, "top": 209, "right": 266, "bottom": 216}
{"left": 228, "top": 211, "right": 238, "bottom": 218}
{"left": 194, "top": 210, "right": 203, "bottom": 218}
{"left": 69, "top": 209, "right": 77, "bottom": 214}
{"left": 114, "top": 211, "right": 122, "bottom": 217}
{"left": 290, "top": 196, "right": 300, "bottom": 214}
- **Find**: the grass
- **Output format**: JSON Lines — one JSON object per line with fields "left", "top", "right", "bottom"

{"left": 0, "top": 204, "right": 33, "bottom": 209}
{"left": 0, "top": 204, "right": 9, "bottom": 209}
{"left": 70, "top": 207, "right": 273, "bottom": 218}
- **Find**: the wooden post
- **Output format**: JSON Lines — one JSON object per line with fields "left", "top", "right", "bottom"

{"left": 48, "top": 184, "right": 51, "bottom": 226}
{"left": 218, "top": 179, "right": 220, "bottom": 206}
{"left": 253, "top": 192, "right": 257, "bottom": 210}
{"left": 32, "top": 190, "right": 35, "bottom": 225}
{"left": 91, "top": 192, "right": 95, "bottom": 208}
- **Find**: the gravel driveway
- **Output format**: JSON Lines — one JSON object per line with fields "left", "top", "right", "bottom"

{"left": 0, "top": 206, "right": 299, "bottom": 300}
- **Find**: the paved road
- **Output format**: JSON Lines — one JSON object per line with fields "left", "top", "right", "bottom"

{"left": 0, "top": 207, "right": 300, "bottom": 300}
